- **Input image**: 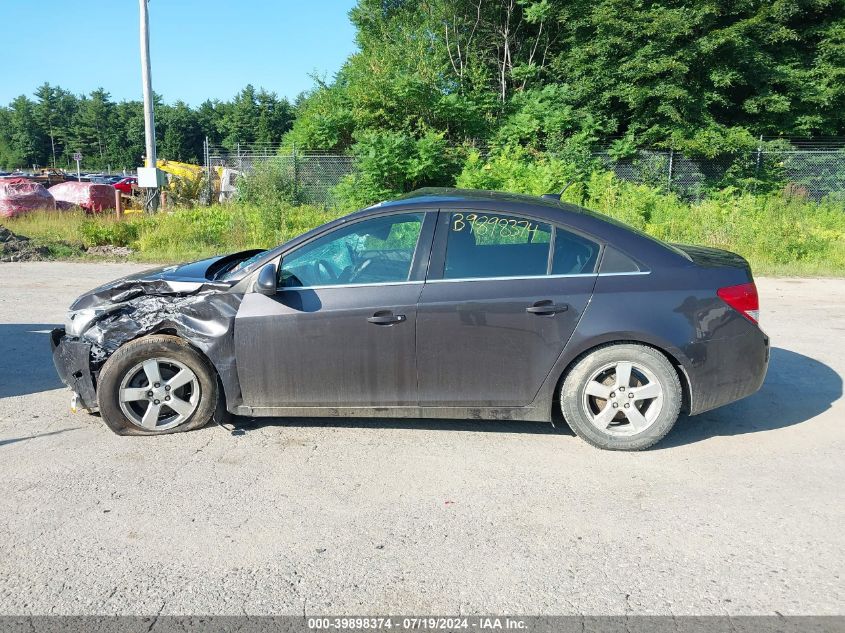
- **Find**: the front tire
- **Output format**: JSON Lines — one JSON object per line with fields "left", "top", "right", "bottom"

{"left": 97, "top": 335, "right": 218, "bottom": 435}
{"left": 560, "top": 343, "right": 682, "bottom": 451}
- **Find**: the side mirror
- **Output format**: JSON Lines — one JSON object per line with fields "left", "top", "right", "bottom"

{"left": 254, "top": 262, "right": 278, "bottom": 296}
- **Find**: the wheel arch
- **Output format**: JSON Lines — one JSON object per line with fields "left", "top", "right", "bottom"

{"left": 110, "top": 329, "right": 230, "bottom": 417}
{"left": 550, "top": 335, "right": 693, "bottom": 419}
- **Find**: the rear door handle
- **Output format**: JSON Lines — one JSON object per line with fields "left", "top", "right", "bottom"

{"left": 526, "top": 300, "right": 569, "bottom": 316}
{"left": 367, "top": 311, "right": 406, "bottom": 325}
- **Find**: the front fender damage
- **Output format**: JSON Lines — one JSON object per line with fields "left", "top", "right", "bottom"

{"left": 70, "top": 278, "right": 245, "bottom": 410}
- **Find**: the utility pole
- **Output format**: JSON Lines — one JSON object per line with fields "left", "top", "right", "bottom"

{"left": 138, "top": 0, "right": 160, "bottom": 212}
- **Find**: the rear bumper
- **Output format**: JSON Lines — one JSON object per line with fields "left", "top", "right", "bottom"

{"left": 687, "top": 327, "right": 770, "bottom": 415}
{"left": 51, "top": 328, "right": 98, "bottom": 410}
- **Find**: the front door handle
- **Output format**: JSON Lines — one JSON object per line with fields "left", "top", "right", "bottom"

{"left": 526, "top": 300, "right": 569, "bottom": 316}
{"left": 367, "top": 311, "right": 406, "bottom": 325}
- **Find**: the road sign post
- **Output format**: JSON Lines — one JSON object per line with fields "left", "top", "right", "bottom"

{"left": 72, "top": 152, "right": 82, "bottom": 180}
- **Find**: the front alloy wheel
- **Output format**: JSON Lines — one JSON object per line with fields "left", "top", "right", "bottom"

{"left": 98, "top": 335, "right": 218, "bottom": 435}
{"left": 118, "top": 358, "right": 201, "bottom": 431}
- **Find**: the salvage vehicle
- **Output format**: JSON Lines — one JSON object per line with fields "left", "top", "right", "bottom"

{"left": 113, "top": 176, "right": 138, "bottom": 194}
{"left": 52, "top": 188, "right": 769, "bottom": 450}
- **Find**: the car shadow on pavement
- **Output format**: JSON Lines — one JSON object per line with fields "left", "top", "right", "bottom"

{"left": 0, "top": 324, "right": 63, "bottom": 398}
{"left": 0, "top": 427, "right": 81, "bottom": 447}
{"left": 660, "top": 347, "right": 842, "bottom": 448}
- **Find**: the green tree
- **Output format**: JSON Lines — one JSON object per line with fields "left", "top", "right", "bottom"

{"left": 34, "top": 83, "right": 64, "bottom": 167}
{"left": 159, "top": 100, "right": 203, "bottom": 162}
{"left": 256, "top": 89, "right": 294, "bottom": 144}
{"left": 284, "top": 81, "right": 355, "bottom": 151}
{"left": 109, "top": 100, "right": 146, "bottom": 170}
{"left": 289, "top": 0, "right": 845, "bottom": 155}
{"left": 195, "top": 99, "right": 224, "bottom": 145}
{"left": 219, "top": 85, "right": 260, "bottom": 148}
{"left": 7, "top": 95, "right": 46, "bottom": 168}
{"left": 70, "top": 89, "right": 114, "bottom": 168}
{"left": 0, "top": 107, "right": 19, "bottom": 168}
{"left": 546, "top": 0, "right": 845, "bottom": 148}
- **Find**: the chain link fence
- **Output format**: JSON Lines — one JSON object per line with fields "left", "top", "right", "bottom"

{"left": 596, "top": 149, "right": 845, "bottom": 202}
{"left": 206, "top": 141, "right": 845, "bottom": 208}
{"left": 205, "top": 143, "right": 354, "bottom": 207}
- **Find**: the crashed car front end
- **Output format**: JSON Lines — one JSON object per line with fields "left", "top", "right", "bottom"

{"left": 51, "top": 251, "right": 265, "bottom": 412}
{"left": 51, "top": 329, "right": 98, "bottom": 411}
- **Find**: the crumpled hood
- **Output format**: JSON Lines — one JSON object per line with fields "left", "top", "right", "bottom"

{"left": 69, "top": 251, "right": 261, "bottom": 310}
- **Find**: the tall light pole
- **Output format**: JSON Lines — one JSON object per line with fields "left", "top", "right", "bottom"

{"left": 139, "top": 0, "right": 159, "bottom": 212}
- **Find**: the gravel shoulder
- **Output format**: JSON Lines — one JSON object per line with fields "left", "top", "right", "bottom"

{"left": 0, "top": 262, "right": 842, "bottom": 615}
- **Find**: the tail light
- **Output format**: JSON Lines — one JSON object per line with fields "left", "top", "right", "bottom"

{"left": 717, "top": 282, "right": 759, "bottom": 324}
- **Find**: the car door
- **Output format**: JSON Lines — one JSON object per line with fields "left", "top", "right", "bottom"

{"left": 416, "top": 209, "right": 601, "bottom": 407}
{"left": 234, "top": 211, "right": 436, "bottom": 408}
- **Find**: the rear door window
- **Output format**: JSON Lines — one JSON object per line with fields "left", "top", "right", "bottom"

{"left": 441, "top": 211, "right": 599, "bottom": 279}
{"left": 443, "top": 211, "right": 552, "bottom": 280}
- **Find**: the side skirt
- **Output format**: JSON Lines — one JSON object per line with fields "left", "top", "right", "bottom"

{"left": 232, "top": 404, "right": 551, "bottom": 423}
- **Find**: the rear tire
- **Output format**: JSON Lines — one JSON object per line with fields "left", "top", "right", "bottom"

{"left": 98, "top": 335, "right": 218, "bottom": 436}
{"left": 560, "top": 343, "right": 681, "bottom": 450}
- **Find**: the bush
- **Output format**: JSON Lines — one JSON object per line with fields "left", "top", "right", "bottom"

{"left": 493, "top": 85, "right": 609, "bottom": 156}
{"left": 236, "top": 158, "right": 301, "bottom": 206}
{"left": 456, "top": 146, "right": 590, "bottom": 195}
{"left": 130, "top": 202, "right": 341, "bottom": 261}
{"left": 454, "top": 160, "right": 845, "bottom": 276}
{"left": 578, "top": 172, "right": 845, "bottom": 274}
{"left": 79, "top": 217, "right": 142, "bottom": 247}
{"left": 333, "top": 130, "right": 460, "bottom": 209}
{"left": 235, "top": 158, "right": 307, "bottom": 237}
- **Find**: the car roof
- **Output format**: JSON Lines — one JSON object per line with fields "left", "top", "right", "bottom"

{"left": 367, "top": 187, "right": 687, "bottom": 267}
{"left": 362, "top": 187, "right": 628, "bottom": 237}
{"left": 372, "top": 187, "right": 579, "bottom": 213}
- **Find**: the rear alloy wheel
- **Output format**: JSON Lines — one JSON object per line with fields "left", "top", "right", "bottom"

{"left": 98, "top": 335, "right": 218, "bottom": 435}
{"left": 561, "top": 344, "right": 681, "bottom": 450}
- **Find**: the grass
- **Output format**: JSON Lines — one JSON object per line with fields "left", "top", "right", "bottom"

{"left": 3, "top": 202, "right": 344, "bottom": 263}
{"left": 564, "top": 172, "right": 845, "bottom": 277}
{"left": 3, "top": 173, "right": 845, "bottom": 276}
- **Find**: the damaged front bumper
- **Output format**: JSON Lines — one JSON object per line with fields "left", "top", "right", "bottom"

{"left": 51, "top": 328, "right": 98, "bottom": 411}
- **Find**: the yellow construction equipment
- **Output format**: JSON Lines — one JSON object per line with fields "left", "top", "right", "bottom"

{"left": 156, "top": 159, "right": 239, "bottom": 203}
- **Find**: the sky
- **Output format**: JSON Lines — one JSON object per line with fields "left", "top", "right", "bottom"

{"left": 0, "top": 0, "right": 359, "bottom": 106}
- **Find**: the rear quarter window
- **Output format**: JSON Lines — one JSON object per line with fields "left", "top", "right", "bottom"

{"left": 552, "top": 229, "right": 600, "bottom": 274}
{"left": 598, "top": 245, "right": 641, "bottom": 274}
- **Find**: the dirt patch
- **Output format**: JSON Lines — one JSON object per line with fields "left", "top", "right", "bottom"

{"left": 85, "top": 245, "right": 134, "bottom": 258}
{"left": 0, "top": 225, "right": 52, "bottom": 262}
{"left": 0, "top": 226, "right": 133, "bottom": 262}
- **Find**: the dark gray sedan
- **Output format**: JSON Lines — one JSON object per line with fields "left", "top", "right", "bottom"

{"left": 52, "top": 188, "right": 769, "bottom": 450}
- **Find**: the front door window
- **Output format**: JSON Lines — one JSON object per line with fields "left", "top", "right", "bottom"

{"left": 280, "top": 213, "right": 425, "bottom": 288}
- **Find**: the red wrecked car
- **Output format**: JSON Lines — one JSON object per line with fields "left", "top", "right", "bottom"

{"left": 114, "top": 177, "right": 137, "bottom": 194}
{"left": 49, "top": 181, "right": 116, "bottom": 212}
{"left": 0, "top": 178, "right": 56, "bottom": 218}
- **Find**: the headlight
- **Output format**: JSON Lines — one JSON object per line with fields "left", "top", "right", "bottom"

{"left": 65, "top": 305, "right": 120, "bottom": 337}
